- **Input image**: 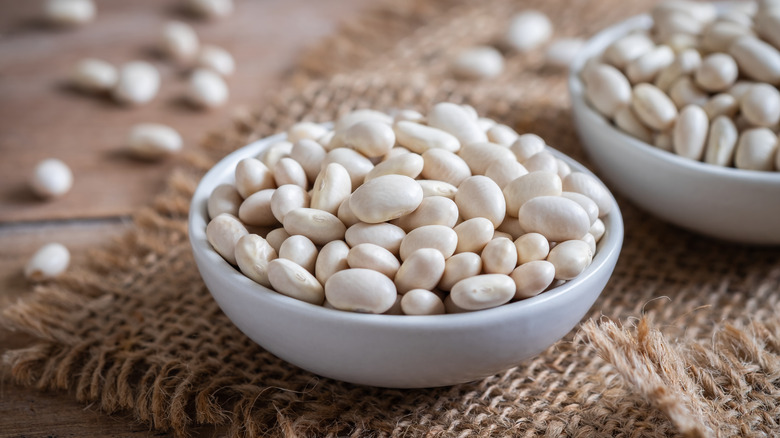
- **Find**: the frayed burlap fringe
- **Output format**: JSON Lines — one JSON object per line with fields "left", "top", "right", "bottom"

{"left": 3, "top": 0, "right": 780, "bottom": 436}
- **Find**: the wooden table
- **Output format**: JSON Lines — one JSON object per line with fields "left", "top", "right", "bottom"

{"left": 0, "top": 0, "right": 371, "bottom": 435}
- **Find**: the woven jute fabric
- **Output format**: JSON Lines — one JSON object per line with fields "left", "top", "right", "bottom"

{"left": 3, "top": 0, "right": 780, "bottom": 436}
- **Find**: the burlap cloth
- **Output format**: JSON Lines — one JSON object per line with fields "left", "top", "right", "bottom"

{"left": 3, "top": 0, "right": 780, "bottom": 436}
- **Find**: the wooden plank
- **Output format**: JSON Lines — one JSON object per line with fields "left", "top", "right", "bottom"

{"left": 0, "top": 0, "right": 372, "bottom": 223}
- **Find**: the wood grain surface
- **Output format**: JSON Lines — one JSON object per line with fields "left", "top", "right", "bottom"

{"left": 0, "top": 0, "right": 371, "bottom": 435}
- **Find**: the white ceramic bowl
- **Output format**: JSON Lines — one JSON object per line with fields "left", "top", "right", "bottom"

{"left": 569, "top": 14, "right": 780, "bottom": 245}
{"left": 188, "top": 132, "right": 624, "bottom": 388}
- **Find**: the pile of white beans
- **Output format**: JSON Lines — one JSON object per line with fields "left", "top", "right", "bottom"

{"left": 205, "top": 103, "right": 612, "bottom": 315}
{"left": 582, "top": 0, "right": 780, "bottom": 171}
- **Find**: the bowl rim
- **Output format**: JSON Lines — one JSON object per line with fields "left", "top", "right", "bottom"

{"left": 188, "top": 128, "right": 624, "bottom": 329}
{"left": 567, "top": 13, "right": 780, "bottom": 184}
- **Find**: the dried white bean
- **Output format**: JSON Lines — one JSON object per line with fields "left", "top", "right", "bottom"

{"left": 343, "top": 120, "right": 396, "bottom": 158}
{"left": 515, "top": 232, "right": 550, "bottom": 264}
{"left": 417, "top": 179, "right": 458, "bottom": 199}
{"left": 626, "top": 45, "right": 674, "bottom": 84}
{"left": 503, "top": 171, "right": 562, "bottom": 218}
{"left": 453, "top": 217, "right": 494, "bottom": 253}
{"left": 510, "top": 134, "right": 546, "bottom": 162}
{"left": 187, "top": 69, "right": 228, "bottom": 109}
{"left": 283, "top": 208, "right": 346, "bottom": 245}
{"left": 197, "top": 44, "right": 235, "bottom": 76}
{"left": 289, "top": 139, "right": 326, "bottom": 182}
{"left": 349, "top": 174, "right": 423, "bottom": 223}
{"left": 583, "top": 63, "right": 633, "bottom": 118}
{"left": 518, "top": 196, "right": 591, "bottom": 242}
{"left": 208, "top": 184, "right": 242, "bottom": 219}
{"left": 561, "top": 192, "right": 599, "bottom": 225}
{"left": 127, "top": 123, "right": 182, "bottom": 160}
{"left": 673, "top": 105, "right": 709, "bottom": 161}
{"left": 735, "top": 128, "right": 778, "bottom": 171}
{"left": 481, "top": 237, "right": 517, "bottom": 275}
{"left": 44, "top": 0, "right": 95, "bottom": 26}
{"left": 741, "top": 83, "right": 780, "bottom": 127}
{"left": 30, "top": 158, "right": 73, "bottom": 199}
{"left": 160, "top": 21, "right": 199, "bottom": 61}
{"left": 590, "top": 219, "right": 606, "bottom": 242}
{"left": 400, "top": 289, "right": 445, "bottom": 315}
{"left": 235, "top": 234, "right": 276, "bottom": 287}
{"left": 70, "top": 58, "right": 117, "bottom": 93}
{"left": 112, "top": 61, "right": 160, "bottom": 105}
{"left": 604, "top": 32, "right": 655, "bottom": 69}
{"left": 562, "top": 172, "right": 612, "bottom": 217}
{"left": 325, "top": 268, "right": 396, "bottom": 313}
{"left": 393, "top": 121, "right": 461, "bottom": 154}
{"left": 310, "top": 162, "right": 351, "bottom": 215}
{"left": 523, "top": 151, "right": 558, "bottom": 174}
{"left": 668, "top": 76, "right": 708, "bottom": 109}
{"left": 427, "top": 102, "right": 487, "bottom": 146}
{"left": 315, "top": 240, "right": 350, "bottom": 285}
{"left": 279, "top": 235, "right": 318, "bottom": 274}
{"left": 730, "top": 36, "right": 780, "bottom": 84}
{"left": 705, "top": 116, "right": 738, "bottom": 167}
{"left": 655, "top": 49, "right": 701, "bottom": 92}
{"left": 505, "top": 10, "right": 552, "bottom": 52}
{"left": 238, "top": 189, "right": 276, "bottom": 227}
{"left": 702, "top": 93, "right": 739, "bottom": 120}
{"left": 206, "top": 213, "right": 248, "bottom": 265}
{"left": 438, "top": 252, "right": 482, "bottom": 291}
{"left": 452, "top": 46, "right": 504, "bottom": 79}
{"left": 455, "top": 175, "right": 506, "bottom": 227}
{"left": 394, "top": 248, "right": 445, "bottom": 294}
{"left": 25, "top": 243, "right": 70, "bottom": 280}
{"left": 631, "top": 83, "right": 678, "bottom": 131}
{"left": 265, "top": 228, "right": 290, "bottom": 254}
{"left": 267, "top": 258, "right": 324, "bottom": 305}
{"left": 546, "top": 239, "right": 593, "bottom": 280}
{"left": 347, "top": 243, "right": 400, "bottom": 279}
{"left": 259, "top": 140, "right": 292, "bottom": 169}
{"left": 485, "top": 159, "right": 528, "bottom": 189}
{"left": 337, "top": 197, "right": 360, "bottom": 227}
{"left": 420, "top": 149, "right": 471, "bottom": 187}
{"left": 451, "top": 274, "right": 515, "bottom": 310}
{"left": 695, "top": 53, "right": 738, "bottom": 92}
{"left": 345, "top": 222, "right": 406, "bottom": 255}
{"left": 399, "top": 224, "right": 458, "bottom": 261}
{"left": 391, "top": 196, "right": 458, "bottom": 232}
{"left": 701, "top": 20, "right": 754, "bottom": 53}
{"left": 323, "top": 148, "right": 374, "bottom": 190}
{"left": 273, "top": 157, "right": 307, "bottom": 189}
{"left": 270, "top": 184, "right": 309, "bottom": 223}
{"left": 235, "top": 157, "right": 274, "bottom": 198}
{"left": 511, "top": 260, "right": 555, "bottom": 299}
{"left": 364, "top": 152, "right": 423, "bottom": 182}
{"left": 486, "top": 124, "right": 519, "bottom": 147}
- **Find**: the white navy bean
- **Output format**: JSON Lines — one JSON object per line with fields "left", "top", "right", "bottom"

{"left": 208, "top": 184, "right": 242, "bottom": 219}
{"left": 393, "top": 121, "right": 461, "bottom": 154}
{"left": 505, "top": 11, "right": 552, "bottom": 52}
{"left": 187, "top": 68, "right": 228, "bottom": 109}
{"left": 283, "top": 208, "right": 346, "bottom": 245}
{"left": 453, "top": 217, "right": 494, "bottom": 254}
{"left": 197, "top": 44, "right": 235, "bottom": 76}
{"left": 349, "top": 174, "right": 423, "bottom": 223}
{"left": 70, "top": 58, "right": 117, "bottom": 93}
{"left": 514, "top": 232, "right": 550, "bottom": 264}
{"left": 127, "top": 123, "right": 182, "bottom": 160}
{"left": 450, "top": 274, "right": 515, "bottom": 310}
{"left": 455, "top": 175, "right": 506, "bottom": 228}
{"left": 347, "top": 243, "right": 400, "bottom": 279}
{"left": 206, "top": 213, "right": 248, "bottom": 265}
{"left": 394, "top": 248, "right": 446, "bottom": 294}
{"left": 267, "top": 258, "right": 324, "bottom": 305}
{"left": 427, "top": 102, "right": 487, "bottom": 146}
{"left": 290, "top": 139, "right": 327, "bottom": 182}
{"left": 391, "top": 196, "right": 458, "bottom": 232}
{"left": 735, "top": 128, "right": 779, "bottom": 171}
{"left": 344, "top": 222, "right": 406, "bottom": 255}
{"left": 112, "top": 61, "right": 160, "bottom": 105}
{"left": 583, "top": 64, "right": 632, "bottom": 118}
{"left": 401, "top": 289, "right": 446, "bottom": 315}
{"left": 271, "top": 184, "right": 309, "bottom": 224}
{"left": 503, "top": 171, "right": 562, "bottom": 218}
{"left": 325, "top": 269, "right": 397, "bottom": 313}
{"left": 364, "top": 152, "right": 423, "bottom": 182}
{"left": 631, "top": 83, "right": 678, "bottom": 130}
{"left": 481, "top": 237, "right": 518, "bottom": 275}
{"left": 511, "top": 260, "right": 555, "bottom": 299}
{"left": 279, "top": 235, "right": 318, "bottom": 274}
{"left": 740, "top": 83, "right": 780, "bottom": 127}
{"left": 30, "top": 158, "right": 73, "bottom": 199}
{"left": 673, "top": 105, "right": 709, "bottom": 161}
{"left": 518, "top": 196, "right": 591, "bottom": 242}
{"left": 705, "top": 116, "right": 738, "bottom": 166}
{"left": 235, "top": 234, "right": 276, "bottom": 287}
{"left": 25, "top": 242, "right": 70, "bottom": 280}
{"left": 452, "top": 46, "right": 504, "bottom": 79}
{"left": 314, "top": 240, "right": 349, "bottom": 285}
{"left": 399, "top": 225, "right": 458, "bottom": 261}
{"left": 421, "top": 149, "right": 472, "bottom": 187}
{"left": 546, "top": 239, "right": 593, "bottom": 280}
